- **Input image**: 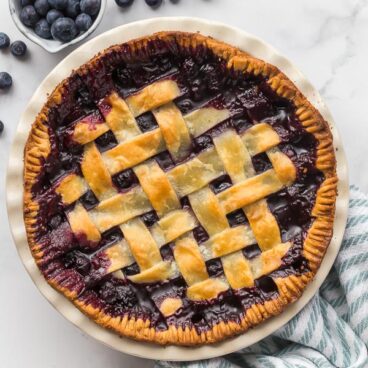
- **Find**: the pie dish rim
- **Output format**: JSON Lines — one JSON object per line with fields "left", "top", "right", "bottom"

{"left": 7, "top": 17, "right": 349, "bottom": 360}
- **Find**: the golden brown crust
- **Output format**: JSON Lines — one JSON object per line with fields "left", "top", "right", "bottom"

{"left": 23, "top": 31, "right": 337, "bottom": 345}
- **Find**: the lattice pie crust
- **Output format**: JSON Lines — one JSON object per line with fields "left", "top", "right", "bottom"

{"left": 24, "top": 32, "right": 337, "bottom": 345}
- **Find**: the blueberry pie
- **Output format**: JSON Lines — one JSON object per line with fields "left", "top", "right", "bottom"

{"left": 24, "top": 32, "right": 337, "bottom": 345}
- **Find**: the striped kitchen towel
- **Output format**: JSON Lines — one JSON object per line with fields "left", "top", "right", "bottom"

{"left": 156, "top": 186, "right": 368, "bottom": 368}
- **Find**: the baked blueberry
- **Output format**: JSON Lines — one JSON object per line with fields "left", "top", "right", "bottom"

{"left": 47, "top": 0, "right": 68, "bottom": 10}
{"left": 115, "top": 0, "right": 134, "bottom": 7}
{"left": 46, "top": 9, "right": 63, "bottom": 24}
{"left": 145, "top": 0, "right": 162, "bottom": 7}
{"left": 35, "top": 19, "right": 52, "bottom": 39}
{"left": 0, "top": 72, "right": 12, "bottom": 90}
{"left": 21, "top": 0, "right": 35, "bottom": 6}
{"left": 80, "top": 0, "right": 101, "bottom": 16}
{"left": 34, "top": 0, "right": 50, "bottom": 16}
{"left": 20, "top": 5, "right": 40, "bottom": 27}
{"left": 10, "top": 41, "right": 27, "bottom": 57}
{"left": 115, "top": 285, "right": 137, "bottom": 308}
{"left": 75, "top": 13, "right": 92, "bottom": 32}
{"left": 51, "top": 17, "right": 78, "bottom": 42}
{"left": 0, "top": 121, "right": 4, "bottom": 135}
{"left": 0, "top": 33, "right": 10, "bottom": 49}
{"left": 66, "top": 0, "right": 81, "bottom": 18}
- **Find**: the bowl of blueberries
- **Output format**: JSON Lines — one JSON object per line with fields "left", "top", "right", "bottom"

{"left": 9, "top": 0, "right": 106, "bottom": 53}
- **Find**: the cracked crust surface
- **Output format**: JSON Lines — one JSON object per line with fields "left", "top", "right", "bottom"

{"left": 23, "top": 31, "right": 337, "bottom": 345}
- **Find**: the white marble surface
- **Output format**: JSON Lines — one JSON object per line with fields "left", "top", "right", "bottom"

{"left": 1, "top": 0, "right": 367, "bottom": 367}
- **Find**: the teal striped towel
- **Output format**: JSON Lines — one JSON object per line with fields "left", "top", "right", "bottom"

{"left": 156, "top": 186, "right": 368, "bottom": 368}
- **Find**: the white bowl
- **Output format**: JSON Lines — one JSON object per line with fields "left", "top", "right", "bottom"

{"left": 8, "top": 0, "right": 106, "bottom": 53}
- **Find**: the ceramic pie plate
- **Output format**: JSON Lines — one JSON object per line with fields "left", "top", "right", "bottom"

{"left": 6, "top": 17, "right": 349, "bottom": 361}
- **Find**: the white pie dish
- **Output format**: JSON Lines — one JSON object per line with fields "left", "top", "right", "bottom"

{"left": 6, "top": 17, "right": 349, "bottom": 361}
{"left": 8, "top": 0, "right": 107, "bottom": 53}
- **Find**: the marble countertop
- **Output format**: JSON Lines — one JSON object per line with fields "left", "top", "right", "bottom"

{"left": 1, "top": 0, "right": 367, "bottom": 367}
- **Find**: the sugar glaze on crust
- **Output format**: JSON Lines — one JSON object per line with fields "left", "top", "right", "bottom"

{"left": 23, "top": 32, "right": 337, "bottom": 345}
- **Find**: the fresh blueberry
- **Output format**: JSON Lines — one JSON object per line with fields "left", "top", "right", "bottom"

{"left": 80, "top": 0, "right": 100, "bottom": 16}
{"left": 66, "top": 0, "right": 81, "bottom": 18}
{"left": 0, "top": 33, "right": 10, "bottom": 49}
{"left": 114, "top": 0, "right": 134, "bottom": 7}
{"left": 21, "top": 0, "right": 34, "bottom": 6}
{"left": 0, "top": 72, "right": 12, "bottom": 90}
{"left": 10, "top": 41, "right": 27, "bottom": 57}
{"left": 0, "top": 121, "right": 4, "bottom": 135}
{"left": 34, "top": 0, "right": 49, "bottom": 16}
{"left": 20, "top": 5, "right": 40, "bottom": 27}
{"left": 47, "top": 0, "right": 68, "bottom": 10}
{"left": 145, "top": 0, "right": 162, "bottom": 7}
{"left": 75, "top": 13, "right": 92, "bottom": 32}
{"left": 35, "top": 19, "right": 51, "bottom": 39}
{"left": 51, "top": 17, "right": 78, "bottom": 42}
{"left": 46, "top": 9, "right": 63, "bottom": 24}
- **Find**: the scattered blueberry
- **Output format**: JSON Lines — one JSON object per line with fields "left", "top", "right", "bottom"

{"left": 47, "top": 0, "right": 68, "bottom": 10}
{"left": 66, "top": 0, "right": 81, "bottom": 18}
{"left": 0, "top": 121, "right": 4, "bottom": 135}
{"left": 0, "top": 33, "right": 10, "bottom": 49}
{"left": 10, "top": 41, "right": 27, "bottom": 57}
{"left": 20, "top": 5, "right": 40, "bottom": 27}
{"left": 35, "top": 18, "right": 52, "bottom": 39}
{"left": 51, "top": 17, "right": 78, "bottom": 42}
{"left": 115, "top": 0, "right": 134, "bottom": 7}
{"left": 145, "top": 0, "right": 162, "bottom": 7}
{"left": 34, "top": 0, "right": 50, "bottom": 16}
{"left": 46, "top": 9, "right": 63, "bottom": 24}
{"left": 0, "top": 72, "right": 13, "bottom": 90}
{"left": 21, "top": 0, "right": 34, "bottom": 6}
{"left": 75, "top": 13, "right": 92, "bottom": 32}
{"left": 80, "top": 0, "right": 101, "bottom": 16}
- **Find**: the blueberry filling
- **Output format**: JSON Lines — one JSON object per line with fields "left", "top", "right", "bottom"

{"left": 209, "top": 174, "right": 232, "bottom": 194}
{"left": 243, "top": 244, "right": 262, "bottom": 260}
{"left": 252, "top": 152, "right": 273, "bottom": 174}
{"left": 206, "top": 258, "right": 223, "bottom": 278}
{"left": 256, "top": 276, "right": 278, "bottom": 296}
{"left": 136, "top": 112, "right": 158, "bottom": 132}
{"left": 30, "top": 39, "right": 324, "bottom": 331}
{"left": 226, "top": 210, "right": 247, "bottom": 228}
{"left": 140, "top": 210, "right": 159, "bottom": 227}
{"left": 79, "top": 190, "right": 99, "bottom": 210}
{"left": 160, "top": 244, "right": 174, "bottom": 261}
{"left": 154, "top": 151, "right": 175, "bottom": 171}
{"left": 94, "top": 131, "right": 118, "bottom": 152}
{"left": 192, "top": 226, "right": 209, "bottom": 244}
{"left": 98, "top": 280, "right": 137, "bottom": 307}
{"left": 112, "top": 169, "right": 139, "bottom": 191}
{"left": 63, "top": 249, "right": 91, "bottom": 275}
{"left": 193, "top": 134, "right": 213, "bottom": 153}
{"left": 100, "top": 227, "right": 123, "bottom": 246}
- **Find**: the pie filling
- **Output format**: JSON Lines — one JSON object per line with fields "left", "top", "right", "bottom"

{"left": 29, "top": 38, "right": 323, "bottom": 333}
